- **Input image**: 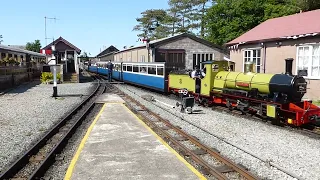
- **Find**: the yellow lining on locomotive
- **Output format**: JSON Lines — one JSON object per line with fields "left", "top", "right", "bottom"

{"left": 168, "top": 60, "right": 235, "bottom": 96}
{"left": 266, "top": 104, "right": 276, "bottom": 118}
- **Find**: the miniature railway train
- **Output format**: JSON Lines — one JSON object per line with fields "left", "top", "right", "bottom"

{"left": 86, "top": 59, "right": 320, "bottom": 127}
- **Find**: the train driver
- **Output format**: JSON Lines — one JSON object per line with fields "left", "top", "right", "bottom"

{"left": 191, "top": 65, "right": 205, "bottom": 79}
{"left": 106, "top": 60, "right": 114, "bottom": 82}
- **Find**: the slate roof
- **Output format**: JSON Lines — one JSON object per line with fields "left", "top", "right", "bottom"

{"left": 0, "top": 44, "right": 45, "bottom": 56}
{"left": 42, "top": 36, "right": 81, "bottom": 53}
{"left": 115, "top": 33, "right": 226, "bottom": 54}
{"left": 96, "top": 45, "right": 119, "bottom": 57}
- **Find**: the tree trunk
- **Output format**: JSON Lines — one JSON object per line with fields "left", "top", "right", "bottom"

{"left": 200, "top": 3, "right": 206, "bottom": 38}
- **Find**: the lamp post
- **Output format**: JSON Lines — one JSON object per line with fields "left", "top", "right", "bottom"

{"left": 51, "top": 44, "right": 58, "bottom": 97}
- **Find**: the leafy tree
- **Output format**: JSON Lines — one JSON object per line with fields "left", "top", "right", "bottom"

{"left": 263, "top": 0, "right": 300, "bottom": 20}
{"left": 80, "top": 51, "right": 89, "bottom": 62}
{"left": 295, "top": 0, "right": 320, "bottom": 11}
{"left": 25, "top": 40, "right": 41, "bottom": 53}
{"left": 205, "top": 0, "right": 266, "bottom": 45}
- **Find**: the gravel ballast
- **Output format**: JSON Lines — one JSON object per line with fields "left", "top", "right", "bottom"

{"left": 0, "top": 82, "right": 95, "bottom": 173}
{"left": 114, "top": 84, "right": 320, "bottom": 180}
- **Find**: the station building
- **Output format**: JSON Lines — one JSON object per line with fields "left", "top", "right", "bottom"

{"left": 226, "top": 9, "right": 320, "bottom": 100}
{"left": 41, "top": 37, "right": 81, "bottom": 82}
{"left": 96, "top": 45, "right": 119, "bottom": 61}
{"left": 113, "top": 33, "right": 229, "bottom": 70}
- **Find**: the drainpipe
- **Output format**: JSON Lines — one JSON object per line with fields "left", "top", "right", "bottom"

{"left": 263, "top": 43, "right": 266, "bottom": 73}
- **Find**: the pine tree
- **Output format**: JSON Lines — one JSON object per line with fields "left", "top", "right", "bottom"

{"left": 133, "top": 9, "right": 171, "bottom": 40}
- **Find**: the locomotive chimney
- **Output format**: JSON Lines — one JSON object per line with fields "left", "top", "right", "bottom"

{"left": 285, "top": 58, "right": 293, "bottom": 76}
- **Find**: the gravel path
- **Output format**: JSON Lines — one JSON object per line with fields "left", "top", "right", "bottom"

{"left": 0, "top": 82, "right": 95, "bottom": 173}
{"left": 114, "top": 84, "right": 320, "bottom": 180}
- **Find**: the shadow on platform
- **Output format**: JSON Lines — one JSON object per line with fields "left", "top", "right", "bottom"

{"left": 0, "top": 80, "right": 41, "bottom": 95}
{"left": 55, "top": 94, "right": 90, "bottom": 98}
{"left": 79, "top": 71, "right": 95, "bottom": 83}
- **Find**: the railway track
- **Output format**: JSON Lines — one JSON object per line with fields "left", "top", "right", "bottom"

{"left": 107, "top": 85, "right": 260, "bottom": 180}
{"left": 0, "top": 78, "right": 106, "bottom": 180}
{"left": 208, "top": 104, "right": 320, "bottom": 139}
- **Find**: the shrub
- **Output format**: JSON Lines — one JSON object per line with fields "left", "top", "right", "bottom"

{"left": 8, "top": 57, "right": 17, "bottom": 65}
{"left": 40, "top": 72, "right": 61, "bottom": 83}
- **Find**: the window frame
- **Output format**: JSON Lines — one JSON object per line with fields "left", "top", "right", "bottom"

{"left": 192, "top": 53, "right": 215, "bottom": 69}
{"left": 242, "top": 48, "right": 262, "bottom": 73}
{"left": 296, "top": 44, "right": 320, "bottom": 79}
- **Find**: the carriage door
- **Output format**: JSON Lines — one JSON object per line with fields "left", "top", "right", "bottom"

{"left": 120, "top": 62, "right": 123, "bottom": 81}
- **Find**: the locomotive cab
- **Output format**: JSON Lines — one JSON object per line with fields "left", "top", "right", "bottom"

{"left": 200, "top": 60, "right": 235, "bottom": 96}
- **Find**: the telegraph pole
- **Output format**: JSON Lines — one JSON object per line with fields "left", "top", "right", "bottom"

{"left": 45, "top": 16, "right": 59, "bottom": 46}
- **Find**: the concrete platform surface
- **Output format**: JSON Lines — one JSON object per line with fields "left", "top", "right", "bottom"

{"left": 95, "top": 93, "right": 125, "bottom": 103}
{"left": 65, "top": 102, "right": 206, "bottom": 180}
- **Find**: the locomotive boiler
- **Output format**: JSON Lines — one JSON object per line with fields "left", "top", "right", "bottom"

{"left": 213, "top": 58, "right": 307, "bottom": 103}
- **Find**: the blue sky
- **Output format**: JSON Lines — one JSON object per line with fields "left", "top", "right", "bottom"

{"left": 0, "top": 0, "right": 169, "bottom": 56}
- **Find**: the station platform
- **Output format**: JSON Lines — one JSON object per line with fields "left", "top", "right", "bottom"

{"left": 64, "top": 93, "right": 206, "bottom": 180}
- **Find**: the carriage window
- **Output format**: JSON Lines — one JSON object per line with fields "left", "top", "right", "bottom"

{"left": 133, "top": 65, "right": 139, "bottom": 72}
{"left": 148, "top": 66, "right": 156, "bottom": 75}
{"left": 123, "top": 65, "right": 127, "bottom": 71}
{"left": 114, "top": 64, "right": 119, "bottom": 71}
{"left": 127, "top": 65, "right": 132, "bottom": 71}
{"left": 157, "top": 67, "right": 164, "bottom": 76}
{"left": 140, "top": 66, "right": 147, "bottom": 73}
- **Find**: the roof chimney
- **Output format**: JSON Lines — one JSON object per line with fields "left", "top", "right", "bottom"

{"left": 285, "top": 58, "right": 293, "bottom": 76}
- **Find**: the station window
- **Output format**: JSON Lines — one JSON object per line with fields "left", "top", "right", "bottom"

{"left": 192, "top": 53, "right": 214, "bottom": 69}
{"left": 127, "top": 65, "right": 132, "bottom": 72}
{"left": 133, "top": 65, "right": 139, "bottom": 72}
{"left": 148, "top": 66, "right": 156, "bottom": 75}
{"left": 157, "top": 67, "right": 164, "bottom": 76}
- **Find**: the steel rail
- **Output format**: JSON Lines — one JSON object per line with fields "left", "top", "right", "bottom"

{"left": 0, "top": 81, "right": 103, "bottom": 179}
{"left": 121, "top": 92, "right": 259, "bottom": 180}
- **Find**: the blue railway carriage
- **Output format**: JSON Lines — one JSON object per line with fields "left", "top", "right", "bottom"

{"left": 88, "top": 61, "right": 168, "bottom": 93}
{"left": 122, "top": 62, "right": 167, "bottom": 92}
{"left": 112, "top": 62, "right": 122, "bottom": 81}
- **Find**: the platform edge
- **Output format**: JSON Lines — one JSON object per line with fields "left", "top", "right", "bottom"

{"left": 121, "top": 103, "right": 207, "bottom": 180}
{"left": 64, "top": 103, "right": 107, "bottom": 180}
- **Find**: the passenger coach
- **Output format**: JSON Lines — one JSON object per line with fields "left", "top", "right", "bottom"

{"left": 88, "top": 62, "right": 168, "bottom": 92}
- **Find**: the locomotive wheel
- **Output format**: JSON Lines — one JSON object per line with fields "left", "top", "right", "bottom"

{"left": 186, "top": 107, "right": 193, "bottom": 114}
{"left": 202, "top": 99, "right": 209, "bottom": 107}
{"left": 176, "top": 102, "right": 180, "bottom": 107}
